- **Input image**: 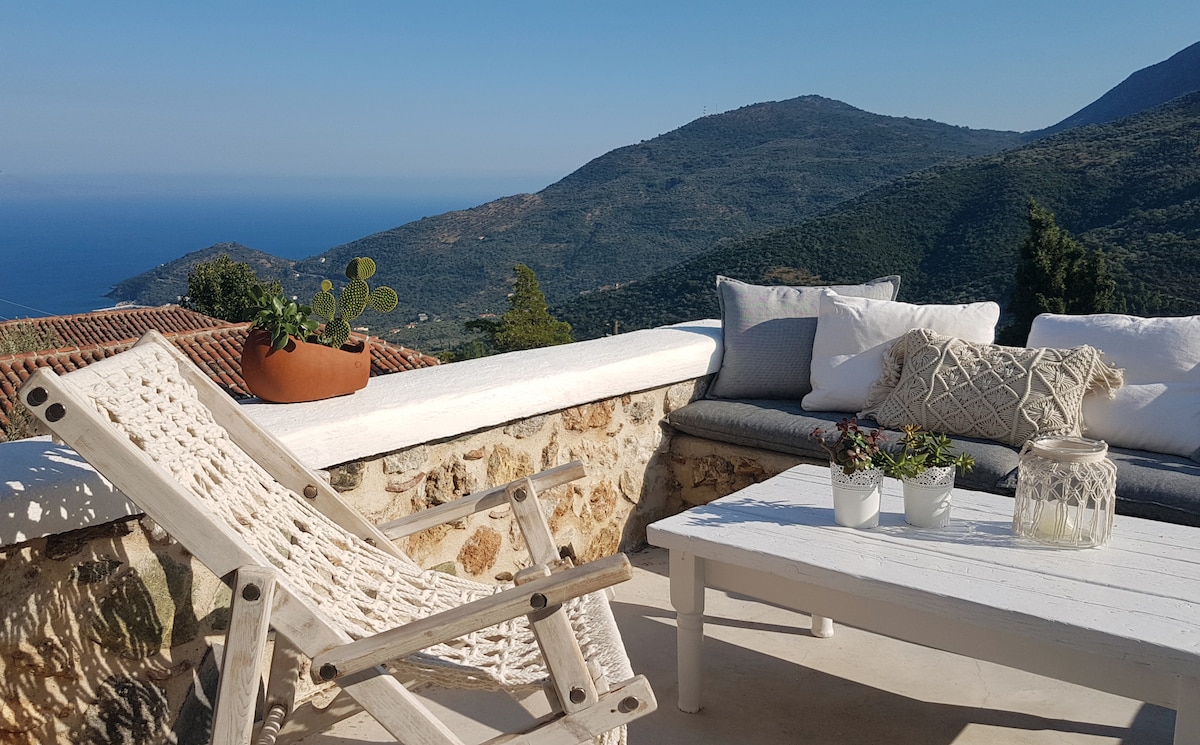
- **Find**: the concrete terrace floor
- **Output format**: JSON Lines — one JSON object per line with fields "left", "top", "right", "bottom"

{"left": 299, "top": 546, "right": 1175, "bottom": 745}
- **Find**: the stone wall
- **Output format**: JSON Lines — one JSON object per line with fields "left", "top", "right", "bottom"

{"left": 0, "top": 518, "right": 231, "bottom": 745}
{"left": 0, "top": 378, "right": 707, "bottom": 744}
{"left": 324, "top": 379, "right": 706, "bottom": 581}
{"left": 665, "top": 433, "right": 819, "bottom": 509}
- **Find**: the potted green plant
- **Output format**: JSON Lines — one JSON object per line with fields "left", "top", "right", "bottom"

{"left": 879, "top": 424, "right": 975, "bottom": 528}
{"left": 810, "top": 418, "right": 888, "bottom": 529}
{"left": 240, "top": 257, "right": 399, "bottom": 403}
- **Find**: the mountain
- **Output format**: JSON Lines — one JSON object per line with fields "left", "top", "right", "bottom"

{"left": 107, "top": 97, "right": 1020, "bottom": 350}
{"left": 284, "top": 98, "right": 1017, "bottom": 328}
{"left": 558, "top": 92, "right": 1200, "bottom": 339}
{"left": 1036, "top": 41, "right": 1200, "bottom": 136}
{"left": 108, "top": 242, "right": 297, "bottom": 306}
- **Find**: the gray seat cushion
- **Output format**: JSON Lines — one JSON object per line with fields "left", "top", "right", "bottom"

{"left": 667, "top": 399, "right": 1020, "bottom": 494}
{"left": 1107, "top": 446, "right": 1200, "bottom": 526}
{"left": 667, "top": 399, "right": 1200, "bottom": 527}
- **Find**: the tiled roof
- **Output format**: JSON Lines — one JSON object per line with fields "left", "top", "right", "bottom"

{"left": 0, "top": 306, "right": 234, "bottom": 347}
{"left": 0, "top": 307, "right": 439, "bottom": 435}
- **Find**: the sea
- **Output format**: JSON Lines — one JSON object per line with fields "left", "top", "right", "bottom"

{"left": 0, "top": 192, "right": 478, "bottom": 319}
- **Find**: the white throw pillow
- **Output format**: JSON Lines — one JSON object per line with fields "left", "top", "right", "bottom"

{"left": 1028, "top": 313, "right": 1200, "bottom": 460}
{"left": 708, "top": 275, "right": 901, "bottom": 399}
{"left": 801, "top": 293, "right": 1001, "bottom": 412}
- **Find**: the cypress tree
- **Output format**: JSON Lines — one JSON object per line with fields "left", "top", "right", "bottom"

{"left": 458, "top": 264, "right": 573, "bottom": 357}
{"left": 1004, "top": 200, "right": 1121, "bottom": 344}
{"left": 494, "top": 264, "right": 574, "bottom": 352}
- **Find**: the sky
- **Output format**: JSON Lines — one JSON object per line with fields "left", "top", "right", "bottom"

{"left": 3, "top": 1, "right": 1199, "bottom": 202}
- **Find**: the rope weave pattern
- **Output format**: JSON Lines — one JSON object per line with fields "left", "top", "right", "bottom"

{"left": 862, "top": 328, "right": 1123, "bottom": 448}
{"left": 66, "top": 343, "right": 634, "bottom": 712}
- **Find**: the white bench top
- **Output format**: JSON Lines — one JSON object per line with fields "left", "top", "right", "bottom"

{"left": 648, "top": 464, "right": 1200, "bottom": 679}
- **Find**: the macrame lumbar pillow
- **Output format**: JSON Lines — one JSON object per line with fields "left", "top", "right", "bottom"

{"left": 860, "top": 328, "right": 1124, "bottom": 448}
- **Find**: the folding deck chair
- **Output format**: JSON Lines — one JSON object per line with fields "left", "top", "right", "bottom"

{"left": 20, "top": 331, "right": 655, "bottom": 745}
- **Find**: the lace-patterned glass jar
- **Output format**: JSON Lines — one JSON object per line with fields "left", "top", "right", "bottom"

{"left": 1012, "top": 437, "right": 1117, "bottom": 548}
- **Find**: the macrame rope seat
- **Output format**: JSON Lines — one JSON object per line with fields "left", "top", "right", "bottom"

{"left": 64, "top": 342, "right": 633, "bottom": 731}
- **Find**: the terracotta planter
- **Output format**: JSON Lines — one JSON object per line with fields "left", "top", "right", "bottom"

{"left": 240, "top": 328, "right": 371, "bottom": 403}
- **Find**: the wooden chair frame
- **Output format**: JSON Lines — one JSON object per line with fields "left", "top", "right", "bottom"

{"left": 21, "top": 331, "right": 655, "bottom": 745}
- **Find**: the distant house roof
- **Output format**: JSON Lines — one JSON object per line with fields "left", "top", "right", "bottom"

{"left": 5, "top": 305, "right": 235, "bottom": 347}
{"left": 0, "top": 306, "right": 439, "bottom": 435}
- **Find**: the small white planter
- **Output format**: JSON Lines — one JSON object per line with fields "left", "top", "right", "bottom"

{"left": 902, "top": 465, "right": 956, "bottom": 528}
{"left": 830, "top": 464, "right": 883, "bottom": 529}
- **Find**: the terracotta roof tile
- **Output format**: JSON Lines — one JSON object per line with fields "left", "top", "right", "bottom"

{"left": 0, "top": 306, "right": 233, "bottom": 347}
{"left": 0, "top": 307, "right": 438, "bottom": 437}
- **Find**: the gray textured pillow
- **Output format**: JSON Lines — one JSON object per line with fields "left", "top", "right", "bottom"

{"left": 708, "top": 275, "right": 901, "bottom": 400}
{"left": 860, "top": 328, "right": 1124, "bottom": 447}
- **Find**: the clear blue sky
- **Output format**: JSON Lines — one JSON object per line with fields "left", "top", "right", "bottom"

{"left": 3, "top": 1, "right": 1198, "bottom": 201}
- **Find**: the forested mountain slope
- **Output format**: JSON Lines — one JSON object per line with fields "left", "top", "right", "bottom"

{"left": 284, "top": 97, "right": 1020, "bottom": 319}
{"left": 109, "top": 243, "right": 296, "bottom": 306}
{"left": 1036, "top": 40, "right": 1200, "bottom": 136}
{"left": 559, "top": 93, "right": 1200, "bottom": 339}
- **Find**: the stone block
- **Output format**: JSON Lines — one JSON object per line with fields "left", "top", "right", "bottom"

{"left": 457, "top": 526, "right": 502, "bottom": 576}
{"left": 383, "top": 445, "right": 429, "bottom": 474}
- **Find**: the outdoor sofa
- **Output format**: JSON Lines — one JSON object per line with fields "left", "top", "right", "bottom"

{"left": 665, "top": 275, "right": 1200, "bottom": 527}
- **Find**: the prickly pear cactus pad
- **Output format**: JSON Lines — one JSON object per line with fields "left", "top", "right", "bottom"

{"left": 309, "top": 256, "right": 397, "bottom": 348}
{"left": 312, "top": 279, "right": 337, "bottom": 320}
{"left": 369, "top": 285, "right": 399, "bottom": 313}
{"left": 324, "top": 318, "right": 352, "bottom": 349}
{"left": 341, "top": 279, "right": 370, "bottom": 320}
{"left": 345, "top": 256, "right": 377, "bottom": 281}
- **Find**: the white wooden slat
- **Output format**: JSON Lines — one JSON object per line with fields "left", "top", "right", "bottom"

{"left": 477, "top": 676, "right": 656, "bottom": 745}
{"left": 507, "top": 477, "right": 599, "bottom": 714}
{"left": 657, "top": 504, "right": 1200, "bottom": 632}
{"left": 507, "top": 477, "right": 563, "bottom": 567}
{"left": 652, "top": 514, "right": 1200, "bottom": 674}
{"left": 654, "top": 465, "right": 1200, "bottom": 604}
{"left": 649, "top": 462, "right": 1200, "bottom": 683}
{"left": 311, "top": 554, "right": 632, "bottom": 681}
{"left": 380, "top": 461, "right": 586, "bottom": 539}
{"left": 213, "top": 566, "right": 277, "bottom": 745}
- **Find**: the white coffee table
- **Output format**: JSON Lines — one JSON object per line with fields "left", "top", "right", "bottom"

{"left": 647, "top": 463, "right": 1200, "bottom": 744}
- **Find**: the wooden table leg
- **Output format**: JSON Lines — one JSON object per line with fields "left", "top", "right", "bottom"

{"left": 1176, "top": 675, "right": 1200, "bottom": 745}
{"left": 670, "top": 550, "right": 706, "bottom": 713}
{"left": 811, "top": 614, "right": 835, "bottom": 638}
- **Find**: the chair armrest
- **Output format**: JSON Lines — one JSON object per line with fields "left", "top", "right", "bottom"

{"left": 311, "top": 552, "right": 631, "bottom": 682}
{"left": 377, "top": 461, "right": 585, "bottom": 539}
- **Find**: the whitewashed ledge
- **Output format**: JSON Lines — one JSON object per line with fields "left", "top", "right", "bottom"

{"left": 0, "top": 320, "right": 723, "bottom": 547}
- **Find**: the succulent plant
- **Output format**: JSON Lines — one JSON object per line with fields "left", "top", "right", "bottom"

{"left": 311, "top": 257, "right": 399, "bottom": 349}
{"left": 247, "top": 284, "right": 320, "bottom": 350}
{"left": 810, "top": 417, "right": 888, "bottom": 476}
{"left": 878, "top": 424, "right": 975, "bottom": 479}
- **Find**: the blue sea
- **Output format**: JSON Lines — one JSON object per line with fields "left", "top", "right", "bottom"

{"left": 0, "top": 192, "right": 478, "bottom": 319}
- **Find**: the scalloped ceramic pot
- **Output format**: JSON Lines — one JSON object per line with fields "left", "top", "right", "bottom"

{"left": 902, "top": 465, "right": 956, "bottom": 528}
{"left": 240, "top": 328, "right": 371, "bottom": 403}
{"left": 829, "top": 464, "right": 883, "bottom": 529}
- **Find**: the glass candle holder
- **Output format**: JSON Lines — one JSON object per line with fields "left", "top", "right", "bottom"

{"left": 1012, "top": 437, "right": 1116, "bottom": 548}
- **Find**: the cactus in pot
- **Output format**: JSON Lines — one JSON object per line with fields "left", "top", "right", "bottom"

{"left": 311, "top": 257, "right": 400, "bottom": 349}
{"left": 241, "top": 255, "right": 400, "bottom": 402}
